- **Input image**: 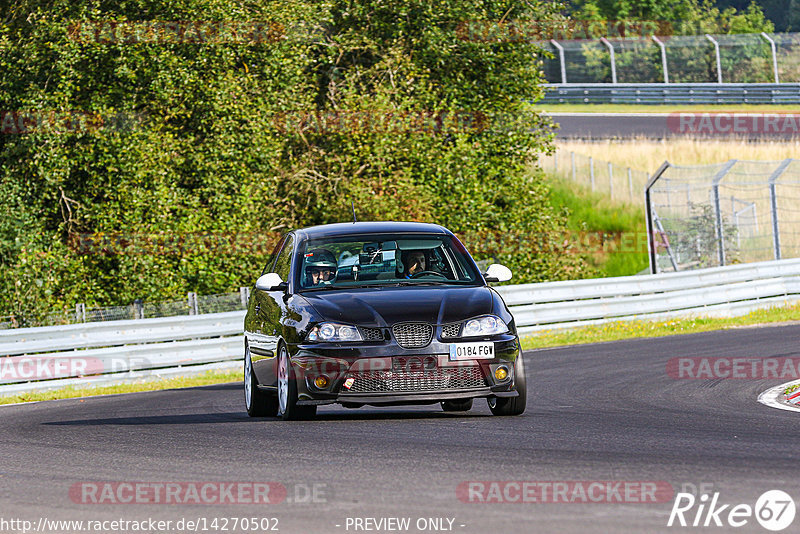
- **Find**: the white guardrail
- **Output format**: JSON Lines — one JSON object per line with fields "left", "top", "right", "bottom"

{"left": 2, "top": 258, "right": 800, "bottom": 395}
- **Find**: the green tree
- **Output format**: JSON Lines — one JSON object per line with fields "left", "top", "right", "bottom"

{"left": 0, "top": 0, "right": 590, "bottom": 326}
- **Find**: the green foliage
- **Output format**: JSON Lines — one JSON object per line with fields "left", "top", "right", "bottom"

{"left": 0, "top": 0, "right": 586, "bottom": 325}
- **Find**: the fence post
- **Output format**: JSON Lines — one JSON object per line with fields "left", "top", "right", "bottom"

{"left": 600, "top": 38, "right": 617, "bottom": 84}
{"left": 711, "top": 160, "right": 737, "bottom": 266}
{"left": 644, "top": 161, "right": 673, "bottom": 274}
{"left": 134, "top": 299, "right": 144, "bottom": 320}
{"left": 608, "top": 162, "right": 614, "bottom": 198}
{"left": 653, "top": 35, "right": 669, "bottom": 83}
{"left": 75, "top": 303, "right": 86, "bottom": 323}
{"left": 761, "top": 32, "right": 779, "bottom": 84}
{"left": 589, "top": 157, "right": 595, "bottom": 191}
{"left": 705, "top": 34, "right": 723, "bottom": 84}
{"left": 550, "top": 40, "right": 567, "bottom": 84}
{"left": 571, "top": 151, "right": 576, "bottom": 182}
{"left": 187, "top": 292, "right": 199, "bottom": 315}
{"left": 554, "top": 150, "right": 558, "bottom": 174}
{"left": 768, "top": 158, "right": 793, "bottom": 260}
{"left": 627, "top": 168, "right": 633, "bottom": 201}
{"left": 240, "top": 287, "right": 250, "bottom": 308}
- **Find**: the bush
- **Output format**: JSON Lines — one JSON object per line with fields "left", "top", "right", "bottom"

{"left": 0, "top": 0, "right": 587, "bottom": 325}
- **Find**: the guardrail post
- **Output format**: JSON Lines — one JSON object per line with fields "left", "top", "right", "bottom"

{"left": 768, "top": 159, "right": 793, "bottom": 260}
{"left": 600, "top": 38, "right": 617, "bottom": 84}
{"left": 554, "top": 150, "right": 558, "bottom": 174}
{"left": 134, "top": 299, "right": 144, "bottom": 320}
{"left": 589, "top": 157, "right": 595, "bottom": 191}
{"left": 711, "top": 160, "right": 737, "bottom": 267}
{"left": 550, "top": 40, "right": 567, "bottom": 84}
{"left": 761, "top": 32, "right": 780, "bottom": 84}
{"left": 652, "top": 36, "right": 669, "bottom": 83}
{"left": 187, "top": 292, "right": 199, "bottom": 315}
{"left": 645, "top": 161, "right": 672, "bottom": 274}
{"left": 75, "top": 303, "right": 86, "bottom": 323}
{"left": 705, "top": 34, "right": 723, "bottom": 84}
{"left": 240, "top": 287, "right": 250, "bottom": 307}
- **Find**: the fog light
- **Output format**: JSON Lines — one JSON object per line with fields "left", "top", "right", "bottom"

{"left": 314, "top": 375, "right": 330, "bottom": 389}
{"left": 494, "top": 366, "right": 509, "bottom": 381}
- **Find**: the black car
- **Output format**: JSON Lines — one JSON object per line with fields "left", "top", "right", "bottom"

{"left": 243, "top": 221, "right": 525, "bottom": 420}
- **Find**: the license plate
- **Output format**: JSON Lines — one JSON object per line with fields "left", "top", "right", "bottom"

{"left": 449, "top": 342, "right": 495, "bottom": 361}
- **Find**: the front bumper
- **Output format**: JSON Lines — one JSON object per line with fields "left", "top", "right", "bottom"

{"left": 288, "top": 334, "right": 521, "bottom": 407}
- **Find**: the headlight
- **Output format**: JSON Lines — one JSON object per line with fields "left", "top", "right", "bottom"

{"left": 462, "top": 315, "right": 508, "bottom": 336}
{"left": 307, "top": 322, "right": 363, "bottom": 342}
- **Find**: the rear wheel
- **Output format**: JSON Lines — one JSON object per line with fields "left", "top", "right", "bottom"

{"left": 244, "top": 343, "right": 278, "bottom": 417}
{"left": 277, "top": 345, "right": 317, "bottom": 421}
{"left": 488, "top": 356, "right": 527, "bottom": 416}
{"left": 441, "top": 399, "right": 473, "bottom": 412}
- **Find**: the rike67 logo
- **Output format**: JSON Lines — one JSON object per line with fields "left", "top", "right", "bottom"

{"left": 668, "top": 490, "right": 796, "bottom": 531}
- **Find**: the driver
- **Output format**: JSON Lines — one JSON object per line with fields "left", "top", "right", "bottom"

{"left": 304, "top": 249, "right": 337, "bottom": 287}
{"left": 402, "top": 250, "right": 427, "bottom": 278}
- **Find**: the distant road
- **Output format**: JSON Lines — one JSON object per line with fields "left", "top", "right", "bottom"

{"left": 546, "top": 112, "right": 800, "bottom": 140}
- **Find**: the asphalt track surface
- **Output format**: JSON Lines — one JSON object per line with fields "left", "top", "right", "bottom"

{"left": 548, "top": 112, "right": 800, "bottom": 140}
{"left": 2, "top": 324, "right": 800, "bottom": 534}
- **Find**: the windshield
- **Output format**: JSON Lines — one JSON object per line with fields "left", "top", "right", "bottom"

{"left": 295, "top": 233, "right": 481, "bottom": 291}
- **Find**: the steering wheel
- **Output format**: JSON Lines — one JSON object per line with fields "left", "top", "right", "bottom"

{"left": 410, "top": 270, "right": 448, "bottom": 279}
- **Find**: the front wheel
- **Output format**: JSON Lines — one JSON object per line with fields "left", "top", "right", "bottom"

{"left": 277, "top": 345, "right": 317, "bottom": 421}
{"left": 244, "top": 343, "right": 278, "bottom": 417}
{"left": 488, "top": 356, "right": 527, "bottom": 416}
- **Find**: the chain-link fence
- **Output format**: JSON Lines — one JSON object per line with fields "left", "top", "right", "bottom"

{"left": 540, "top": 32, "right": 800, "bottom": 84}
{"left": 0, "top": 289, "right": 251, "bottom": 330}
{"left": 540, "top": 148, "right": 651, "bottom": 203}
{"left": 646, "top": 159, "right": 800, "bottom": 273}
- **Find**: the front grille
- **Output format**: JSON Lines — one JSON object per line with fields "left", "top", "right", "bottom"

{"left": 441, "top": 322, "right": 462, "bottom": 338}
{"left": 392, "top": 322, "right": 432, "bottom": 348}
{"left": 360, "top": 327, "right": 384, "bottom": 342}
{"left": 344, "top": 366, "right": 486, "bottom": 393}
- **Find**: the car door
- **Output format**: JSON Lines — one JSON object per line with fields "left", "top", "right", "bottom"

{"left": 250, "top": 233, "right": 295, "bottom": 387}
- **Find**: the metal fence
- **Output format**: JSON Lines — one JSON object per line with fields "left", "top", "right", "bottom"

{"left": 539, "top": 147, "right": 651, "bottom": 203}
{"left": 540, "top": 83, "right": 800, "bottom": 104}
{"left": 645, "top": 159, "right": 800, "bottom": 273}
{"left": 0, "top": 289, "right": 250, "bottom": 330}
{"left": 540, "top": 32, "right": 800, "bottom": 84}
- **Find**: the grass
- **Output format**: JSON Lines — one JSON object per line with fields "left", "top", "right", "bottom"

{"left": 0, "top": 369, "right": 243, "bottom": 405}
{"left": 554, "top": 137, "right": 800, "bottom": 172}
{"left": 546, "top": 176, "right": 649, "bottom": 277}
{"left": 537, "top": 103, "right": 800, "bottom": 114}
{"left": 521, "top": 301, "right": 800, "bottom": 350}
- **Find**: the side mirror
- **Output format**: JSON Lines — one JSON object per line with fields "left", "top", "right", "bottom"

{"left": 483, "top": 263, "right": 512, "bottom": 283}
{"left": 255, "top": 273, "right": 287, "bottom": 291}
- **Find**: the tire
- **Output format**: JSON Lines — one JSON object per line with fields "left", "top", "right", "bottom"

{"left": 488, "top": 356, "right": 527, "bottom": 416}
{"left": 277, "top": 344, "right": 317, "bottom": 421}
{"left": 244, "top": 342, "right": 278, "bottom": 417}
{"left": 441, "top": 398, "right": 473, "bottom": 412}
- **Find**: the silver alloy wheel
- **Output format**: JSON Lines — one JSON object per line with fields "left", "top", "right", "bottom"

{"left": 244, "top": 345, "right": 253, "bottom": 410}
{"left": 277, "top": 347, "right": 289, "bottom": 415}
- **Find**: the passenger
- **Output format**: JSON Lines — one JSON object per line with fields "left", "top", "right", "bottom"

{"left": 304, "top": 249, "right": 337, "bottom": 287}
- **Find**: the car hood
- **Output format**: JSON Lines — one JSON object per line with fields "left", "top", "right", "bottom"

{"left": 299, "top": 285, "right": 496, "bottom": 326}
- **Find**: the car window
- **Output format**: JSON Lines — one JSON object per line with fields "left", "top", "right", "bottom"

{"left": 296, "top": 233, "right": 481, "bottom": 291}
{"left": 261, "top": 234, "right": 288, "bottom": 275}
{"left": 272, "top": 234, "right": 295, "bottom": 282}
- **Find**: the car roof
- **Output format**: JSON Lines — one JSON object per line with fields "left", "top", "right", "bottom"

{"left": 295, "top": 221, "right": 451, "bottom": 240}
